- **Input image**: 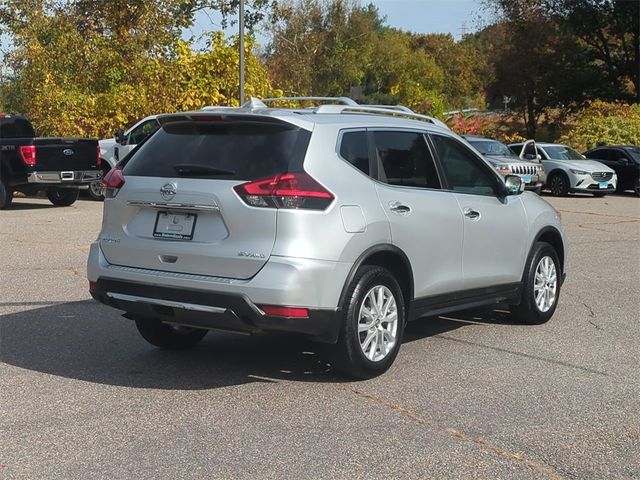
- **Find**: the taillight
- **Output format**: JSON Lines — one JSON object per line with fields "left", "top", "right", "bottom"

{"left": 259, "top": 305, "right": 309, "bottom": 318}
{"left": 101, "top": 166, "right": 125, "bottom": 198}
{"left": 18, "top": 145, "right": 37, "bottom": 166}
{"left": 96, "top": 146, "right": 101, "bottom": 167}
{"left": 233, "top": 172, "right": 334, "bottom": 210}
{"left": 89, "top": 281, "right": 98, "bottom": 294}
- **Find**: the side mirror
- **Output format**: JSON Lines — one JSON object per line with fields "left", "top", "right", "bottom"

{"left": 617, "top": 157, "right": 629, "bottom": 164}
{"left": 503, "top": 175, "right": 524, "bottom": 196}
{"left": 115, "top": 129, "right": 127, "bottom": 145}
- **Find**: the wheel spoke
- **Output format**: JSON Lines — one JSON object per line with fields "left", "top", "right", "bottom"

{"left": 362, "top": 330, "right": 375, "bottom": 352}
{"left": 358, "top": 320, "right": 374, "bottom": 332}
{"left": 376, "top": 287, "right": 385, "bottom": 314}
{"left": 367, "top": 290, "right": 380, "bottom": 316}
{"left": 368, "top": 334, "right": 378, "bottom": 360}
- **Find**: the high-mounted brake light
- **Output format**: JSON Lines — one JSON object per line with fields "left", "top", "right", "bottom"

{"left": 260, "top": 305, "right": 309, "bottom": 318}
{"left": 18, "top": 145, "right": 37, "bottom": 166}
{"left": 234, "top": 172, "right": 334, "bottom": 210}
{"left": 101, "top": 166, "right": 125, "bottom": 198}
{"left": 0, "top": 113, "right": 11, "bottom": 119}
{"left": 192, "top": 115, "right": 224, "bottom": 122}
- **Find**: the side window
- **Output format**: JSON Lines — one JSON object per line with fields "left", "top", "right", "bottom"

{"left": 339, "top": 131, "right": 370, "bottom": 175}
{"left": 431, "top": 134, "right": 498, "bottom": 196}
{"left": 586, "top": 149, "right": 609, "bottom": 160}
{"left": 373, "top": 131, "right": 441, "bottom": 189}
{"left": 129, "top": 120, "right": 160, "bottom": 145}
{"left": 536, "top": 147, "right": 546, "bottom": 159}
{"left": 522, "top": 143, "right": 538, "bottom": 157}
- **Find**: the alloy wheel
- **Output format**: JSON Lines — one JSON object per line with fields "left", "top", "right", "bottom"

{"left": 533, "top": 256, "right": 557, "bottom": 313}
{"left": 357, "top": 285, "right": 398, "bottom": 362}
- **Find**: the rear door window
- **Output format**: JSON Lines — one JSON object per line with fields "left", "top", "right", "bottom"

{"left": 339, "top": 131, "right": 370, "bottom": 175}
{"left": 373, "top": 130, "right": 441, "bottom": 189}
{"left": 122, "top": 118, "right": 311, "bottom": 180}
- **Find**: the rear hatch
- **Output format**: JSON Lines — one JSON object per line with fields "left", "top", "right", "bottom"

{"left": 33, "top": 137, "right": 99, "bottom": 171}
{"left": 99, "top": 114, "right": 311, "bottom": 279}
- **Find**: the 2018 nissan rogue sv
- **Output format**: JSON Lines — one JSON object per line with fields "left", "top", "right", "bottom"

{"left": 88, "top": 99, "right": 566, "bottom": 378}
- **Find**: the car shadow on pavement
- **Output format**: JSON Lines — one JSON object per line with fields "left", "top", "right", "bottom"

{"left": 0, "top": 301, "right": 516, "bottom": 390}
{"left": 3, "top": 201, "right": 56, "bottom": 210}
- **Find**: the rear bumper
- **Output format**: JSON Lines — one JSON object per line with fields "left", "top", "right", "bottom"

{"left": 27, "top": 170, "right": 101, "bottom": 185}
{"left": 91, "top": 278, "right": 341, "bottom": 343}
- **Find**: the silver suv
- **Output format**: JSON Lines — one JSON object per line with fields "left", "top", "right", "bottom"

{"left": 88, "top": 99, "right": 566, "bottom": 378}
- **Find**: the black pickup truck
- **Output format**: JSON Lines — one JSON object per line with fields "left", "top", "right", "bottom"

{"left": 0, "top": 114, "right": 101, "bottom": 209}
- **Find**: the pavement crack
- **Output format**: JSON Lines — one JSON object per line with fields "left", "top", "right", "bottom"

{"left": 580, "top": 301, "right": 603, "bottom": 330}
{"left": 435, "top": 335, "right": 608, "bottom": 376}
{"left": 337, "top": 384, "right": 563, "bottom": 480}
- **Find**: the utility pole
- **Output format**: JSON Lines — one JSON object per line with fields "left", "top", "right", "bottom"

{"left": 458, "top": 22, "right": 468, "bottom": 39}
{"left": 239, "top": 0, "right": 245, "bottom": 105}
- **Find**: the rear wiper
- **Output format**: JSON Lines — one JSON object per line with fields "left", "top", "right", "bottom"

{"left": 173, "top": 164, "right": 235, "bottom": 176}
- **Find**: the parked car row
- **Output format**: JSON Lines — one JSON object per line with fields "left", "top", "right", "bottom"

{"left": 463, "top": 134, "right": 639, "bottom": 197}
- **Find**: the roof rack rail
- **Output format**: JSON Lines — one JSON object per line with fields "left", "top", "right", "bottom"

{"left": 260, "top": 96, "right": 359, "bottom": 106}
{"left": 358, "top": 104, "right": 414, "bottom": 113}
{"left": 314, "top": 105, "right": 450, "bottom": 130}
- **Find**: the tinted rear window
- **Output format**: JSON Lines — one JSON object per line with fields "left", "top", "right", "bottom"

{"left": 0, "top": 117, "right": 35, "bottom": 138}
{"left": 123, "top": 120, "right": 311, "bottom": 180}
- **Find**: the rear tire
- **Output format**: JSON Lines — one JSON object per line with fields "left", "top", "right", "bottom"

{"left": 46, "top": 188, "right": 79, "bottom": 206}
{"left": 87, "top": 163, "right": 110, "bottom": 201}
{"left": 134, "top": 317, "right": 208, "bottom": 349}
{"left": 0, "top": 180, "right": 13, "bottom": 210}
{"left": 329, "top": 266, "right": 405, "bottom": 379}
{"left": 548, "top": 173, "right": 569, "bottom": 197}
{"left": 510, "top": 242, "right": 561, "bottom": 325}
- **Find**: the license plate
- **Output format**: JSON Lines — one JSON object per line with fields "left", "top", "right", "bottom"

{"left": 153, "top": 212, "right": 197, "bottom": 240}
{"left": 599, "top": 182, "right": 608, "bottom": 189}
{"left": 522, "top": 175, "right": 532, "bottom": 184}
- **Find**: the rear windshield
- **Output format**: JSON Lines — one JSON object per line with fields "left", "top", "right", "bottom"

{"left": 0, "top": 117, "right": 35, "bottom": 138}
{"left": 122, "top": 119, "right": 311, "bottom": 180}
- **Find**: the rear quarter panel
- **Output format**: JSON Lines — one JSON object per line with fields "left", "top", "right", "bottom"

{"left": 271, "top": 124, "right": 391, "bottom": 264}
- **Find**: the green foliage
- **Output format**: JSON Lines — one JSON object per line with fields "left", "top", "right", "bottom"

{"left": 0, "top": 2, "right": 276, "bottom": 138}
{"left": 413, "top": 33, "right": 491, "bottom": 110}
{"left": 265, "top": 0, "right": 449, "bottom": 117}
{"left": 559, "top": 101, "right": 640, "bottom": 151}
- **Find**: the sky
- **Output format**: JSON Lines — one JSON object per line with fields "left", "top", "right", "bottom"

{"left": 1, "top": 0, "right": 483, "bottom": 66}
{"left": 185, "top": 0, "right": 485, "bottom": 46}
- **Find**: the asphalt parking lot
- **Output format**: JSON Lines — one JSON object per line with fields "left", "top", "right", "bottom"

{"left": 1, "top": 193, "right": 639, "bottom": 480}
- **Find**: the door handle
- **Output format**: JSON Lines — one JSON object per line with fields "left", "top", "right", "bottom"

{"left": 389, "top": 201, "right": 411, "bottom": 215}
{"left": 463, "top": 207, "right": 481, "bottom": 220}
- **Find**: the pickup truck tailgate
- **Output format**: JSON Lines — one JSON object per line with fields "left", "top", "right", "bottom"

{"left": 33, "top": 138, "right": 98, "bottom": 171}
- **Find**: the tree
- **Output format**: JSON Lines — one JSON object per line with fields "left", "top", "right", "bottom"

{"left": 485, "top": 0, "right": 640, "bottom": 103}
{"left": 0, "top": 1, "right": 277, "bottom": 137}
{"left": 478, "top": 1, "right": 599, "bottom": 137}
{"left": 265, "top": 0, "right": 380, "bottom": 96}
{"left": 413, "top": 33, "right": 491, "bottom": 110}
{"left": 265, "top": 0, "right": 446, "bottom": 116}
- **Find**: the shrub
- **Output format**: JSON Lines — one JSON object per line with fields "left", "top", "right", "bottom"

{"left": 559, "top": 101, "right": 640, "bottom": 151}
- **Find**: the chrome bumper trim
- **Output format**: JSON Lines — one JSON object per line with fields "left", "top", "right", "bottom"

{"left": 126, "top": 201, "right": 220, "bottom": 212}
{"left": 105, "top": 291, "right": 227, "bottom": 314}
{"left": 27, "top": 170, "right": 102, "bottom": 184}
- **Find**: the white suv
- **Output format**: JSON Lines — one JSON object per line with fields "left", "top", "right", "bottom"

{"left": 88, "top": 98, "right": 566, "bottom": 378}
{"left": 510, "top": 141, "right": 617, "bottom": 197}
